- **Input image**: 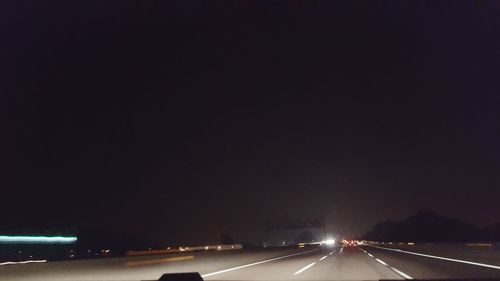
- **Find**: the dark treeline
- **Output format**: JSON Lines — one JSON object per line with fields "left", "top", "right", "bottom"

{"left": 363, "top": 210, "right": 500, "bottom": 242}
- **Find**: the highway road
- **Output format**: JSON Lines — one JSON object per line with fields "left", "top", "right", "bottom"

{"left": 2, "top": 244, "right": 500, "bottom": 280}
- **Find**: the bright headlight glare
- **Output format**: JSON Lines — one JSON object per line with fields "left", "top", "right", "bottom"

{"left": 324, "top": 239, "right": 335, "bottom": 245}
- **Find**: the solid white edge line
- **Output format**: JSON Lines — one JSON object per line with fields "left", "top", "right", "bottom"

{"left": 371, "top": 245, "right": 500, "bottom": 270}
{"left": 294, "top": 262, "right": 316, "bottom": 275}
{"left": 390, "top": 266, "right": 414, "bottom": 279}
{"left": 319, "top": 255, "right": 328, "bottom": 261}
{"left": 0, "top": 260, "right": 47, "bottom": 266}
{"left": 375, "top": 258, "right": 388, "bottom": 266}
{"left": 201, "top": 249, "right": 319, "bottom": 277}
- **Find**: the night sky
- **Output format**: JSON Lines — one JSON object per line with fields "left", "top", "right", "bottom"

{"left": 2, "top": 1, "right": 500, "bottom": 246}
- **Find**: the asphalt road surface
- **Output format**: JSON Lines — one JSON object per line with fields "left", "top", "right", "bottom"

{"left": 2, "top": 245, "right": 500, "bottom": 281}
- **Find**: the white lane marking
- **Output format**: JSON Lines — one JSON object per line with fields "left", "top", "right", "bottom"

{"left": 359, "top": 248, "right": 413, "bottom": 280}
{"left": 328, "top": 249, "right": 337, "bottom": 255}
{"left": 0, "top": 260, "right": 47, "bottom": 266}
{"left": 339, "top": 247, "right": 344, "bottom": 254}
{"left": 390, "top": 266, "right": 414, "bottom": 279}
{"left": 372, "top": 245, "right": 500, "bottom": 270}
{"left": 294, "top": 262, "right": 317, "bottom": 275}
{"left": 201, "top": 249, "right": 319, "bottom": 277}
{"left": 293, "top": 250, "right": 336, "bottom": 276}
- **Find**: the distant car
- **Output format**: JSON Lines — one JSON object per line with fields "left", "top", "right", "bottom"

{"left": 341, "top": 240, "right": 358, "bottom": 246}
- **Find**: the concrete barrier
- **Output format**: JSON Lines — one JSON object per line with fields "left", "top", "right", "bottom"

{"left": 126, "top": 244, "right": 243, "bottom": 256}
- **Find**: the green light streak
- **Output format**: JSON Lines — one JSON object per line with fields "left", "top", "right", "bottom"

{"left": 0, "top": 235, "right": 77, "bottom": 244}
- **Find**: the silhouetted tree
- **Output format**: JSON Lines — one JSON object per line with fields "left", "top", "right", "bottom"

{"left": 363, "top": 210, "right": 480, "bottom": 242}
{"left": 220, "top": 234, "right": 235, "bottom": 244}
{"left": 295, "top": 231, "right": 314, "bottom": 243}
{"left": 483, "top": 223, "right": 500, "bottom": 241}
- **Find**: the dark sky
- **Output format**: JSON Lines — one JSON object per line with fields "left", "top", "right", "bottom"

{"left": 1, "top": 1, "right": 500, "bottom": 246}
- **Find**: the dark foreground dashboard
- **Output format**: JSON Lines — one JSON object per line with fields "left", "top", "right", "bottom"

{"left": 153, "top": 274, "right": 500, "bottom": 281}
